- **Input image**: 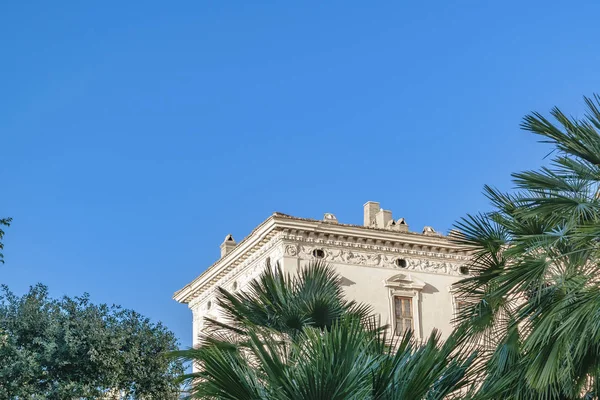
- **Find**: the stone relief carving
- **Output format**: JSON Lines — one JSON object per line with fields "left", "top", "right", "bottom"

{"left": 295, "top": 244, "right": 463, "bottom": 275}
{"left": 284, "top": 244, "right": 298, "bottom": 256}
{"left": 189, "top": 231, "right": 469, "bottom": 307}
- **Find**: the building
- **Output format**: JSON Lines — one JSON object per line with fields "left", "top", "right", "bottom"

{"left": 173, "top": 201, "right": 471, "bottom": 348}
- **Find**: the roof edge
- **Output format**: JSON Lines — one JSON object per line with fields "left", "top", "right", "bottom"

{"left": 174, "top": 212, "right": 463, "bottom": 304}
{"left": 172, "top": 214, "right": 277, "bottom": 304}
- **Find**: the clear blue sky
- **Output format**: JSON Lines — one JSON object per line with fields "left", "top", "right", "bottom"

{"left": 1, "top": 1, "right": 599, "bottom": 348}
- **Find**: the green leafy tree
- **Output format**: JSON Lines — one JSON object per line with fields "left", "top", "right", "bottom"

{"left": 453, "top": 95, "right": 600, "bottom": 399}
{"left": 0, "top": 217, "right": 11, "bottom": 264}
{"left": 0, "top": 284, "right": 184, "bottom": 399}
{"left": 175, "top": 262, "right": 475, "bottom": 399}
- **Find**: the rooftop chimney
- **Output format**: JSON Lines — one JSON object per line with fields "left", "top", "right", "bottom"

{"left": 375, "top": 209, "right": 393, "bottom": 228}
{"left": 220, "top": 234, "right": 236, "bottom": 258}
{"left": 364, "top": 201, "right": 380, "bottom": 227}
{"left": 364, "top": 201, "right": 410, "bottom": 232}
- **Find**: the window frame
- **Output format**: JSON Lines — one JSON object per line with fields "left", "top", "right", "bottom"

{"left": 385, "top": 273, "right": 425, "bottom": 339}
{"left": 393, "top": 296, "right": 414, "bottom": 335}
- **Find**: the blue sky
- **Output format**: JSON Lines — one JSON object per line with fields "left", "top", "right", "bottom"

{"left": 1, "top": 1, "right": 599, "bottom": 348}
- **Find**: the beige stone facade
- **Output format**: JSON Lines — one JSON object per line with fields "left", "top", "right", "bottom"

{"left": 174, "top": 202, "right": 470, "bottom": 348}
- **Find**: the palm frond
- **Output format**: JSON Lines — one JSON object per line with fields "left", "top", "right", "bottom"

{"left": 458, "top": 94, "right": 600, "bottom": 399}
{"left": 175, "top": 262, "right": 473, "bottom": 399}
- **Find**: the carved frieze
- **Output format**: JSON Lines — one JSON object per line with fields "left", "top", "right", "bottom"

{"left": 284, "top": 244, "right": 298, "bottom": 256}
{"left": 189, "top": 229, "right": 469, "bottom": 307}
{"left": 295, "top": 244, "right": 465, "bottom": 275}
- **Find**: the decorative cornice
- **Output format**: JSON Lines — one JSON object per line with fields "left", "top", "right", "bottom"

{"left": 174, "top": 213, "right": 470, "bottom": 305}
{"left": 173, "top": 216, "right": 279, "bottom": 304}
{"left": 188, "top": 234, "right": 284, "bottom": 308}
{"left": 272, "top": 213, "right": 465, "bottom": 251}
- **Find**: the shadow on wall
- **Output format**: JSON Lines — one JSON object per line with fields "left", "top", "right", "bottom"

{"left": 422, "top": 283, "right": 439, "bottom": 294}
{"left": 339, "top": 276, "right": 356, "bottom": 287}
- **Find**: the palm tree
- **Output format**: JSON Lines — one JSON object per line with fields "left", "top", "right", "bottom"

{"left": 175, "top": 261, "right": 474, "bottom": 399}
{"left": 453, "top": 95, "right": 600, "bottom": 399}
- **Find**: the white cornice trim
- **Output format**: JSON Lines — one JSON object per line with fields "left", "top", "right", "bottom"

{"left": 173, "top": 216, "right": 277, "bottom": 304}
{"left": 174, "top": 214, "right": 469, "bottom": 304}
{"left": 188, "top": 235, "right": 284, "bottom": 309}
{"left": 273, "top": 217, "right": 463, "bottom": 250}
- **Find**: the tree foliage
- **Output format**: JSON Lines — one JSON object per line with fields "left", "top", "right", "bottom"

{"left": 175, "top": 262, "right": 475, "bottom": 399}
{"left": 0, "top": 217, "right": 11, "bottom": 264}
{"left": 0, "top": 284, "right": 184, "bottom": 399}
{"left": 453, "top": 94, "right": 600, "bottom": 399}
